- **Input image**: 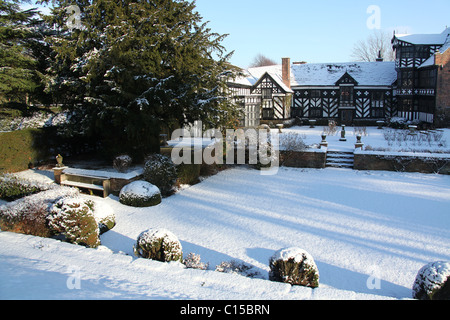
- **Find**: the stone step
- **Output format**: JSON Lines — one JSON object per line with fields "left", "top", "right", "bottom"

{"left": 326, "top": 151, "right": 354, "bottom": 169}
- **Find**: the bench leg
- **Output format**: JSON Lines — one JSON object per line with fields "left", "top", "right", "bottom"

{"left": 103, "top": 180, "right": 111, "bottom": 198}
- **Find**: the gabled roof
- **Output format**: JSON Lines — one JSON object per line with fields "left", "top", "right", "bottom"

{"left": 229, "top": 65, "right": 293, "bottom": 93}
{"left": 335, "top": 72, "right": 358, "bottom": 86}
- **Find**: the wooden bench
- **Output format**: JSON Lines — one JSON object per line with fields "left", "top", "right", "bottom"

{"left": 60, "top": 173, "right": 111, "bottom": 198}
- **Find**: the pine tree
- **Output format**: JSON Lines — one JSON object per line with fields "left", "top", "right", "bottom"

{"left": 41, "top": 0, "right": 241, "bottom": 157}
{"left": 0, "top": 0, "right": 41, "bottom": 103}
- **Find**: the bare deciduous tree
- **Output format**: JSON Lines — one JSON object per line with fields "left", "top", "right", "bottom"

{"left": 249, "top": 54, "right": 277, "bottom": 67}
{"left": 351, "top": 30, "right": 395, "bottom": 62}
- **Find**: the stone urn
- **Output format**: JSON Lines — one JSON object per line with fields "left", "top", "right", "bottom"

{"left": 355, "top": 134, "right": 364, "bottom": 150}
{"left": 56, "top": 154, "right": 64, "bottom": 167}
{"left": 339, "top": 125, "right": 347, "bottom": 141}
{"left": 320, "top": 134, "right": 328, "bottom": 148}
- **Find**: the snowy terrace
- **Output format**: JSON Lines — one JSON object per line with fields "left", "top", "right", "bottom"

{"left": 168, "top": 125, "right": 450, "bottom": 155}
{"left": 1, "top": 125, "right": 450, "bottom": 301}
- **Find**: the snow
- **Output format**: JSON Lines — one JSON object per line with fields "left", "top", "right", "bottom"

{"left": 1, "top": 161, "right": 450, "bottom": 300}
{"left": 271, "top": 247, "right": 316, "bottom": 265}
{"left": 63, "top": 167, "right": 143, "bottom": 180}
{"left": 230, "top": 62, "right": 397, "bottom": 88}
{"left": 119, "top": 181, "right": 160, "bottom": 199}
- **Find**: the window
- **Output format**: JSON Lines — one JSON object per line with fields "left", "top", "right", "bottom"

{"left": 371, "top": 92, "right": 384, "bottom": 108}
{"left": 419, "top": 69, "right": 436, "bottom": 88}
{"left": 262, "top": 88, "right": 272, "bottom": 100}
{"left": 416, "top": 46, "right": 431, "bottom": 59}
{"left": 401, "top": 70, "right": 414, "bottom": 87}
{"left": 340, "top": 86, "right": 353, "bottom": 106}
{"left": 401, "top": 46, "right": 414, "bottom": 58}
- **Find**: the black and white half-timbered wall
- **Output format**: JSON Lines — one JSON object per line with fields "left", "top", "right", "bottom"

{"left": 392, "top": 27, "right": 450, "bottom": 125}
{"left": 227, "top": 27, "right": 450, "bottom": 127}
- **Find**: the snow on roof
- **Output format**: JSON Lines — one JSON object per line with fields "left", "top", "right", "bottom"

{"left": 395, "top": 27, "right": 450, "bottom": 45}
{"left": 290, "top": 61, "right": 397, "bottom": 87}
{"left": 418, "top": 29, "right": 450, "bottom": 68}
{"left": 229, "top": 61, "right": 396, "bottom": 89}
{"left": 229, "top": 65, "right": 293, "bottom": 93}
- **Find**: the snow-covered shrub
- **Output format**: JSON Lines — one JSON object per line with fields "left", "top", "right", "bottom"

{"left": 0, "top": 199, "right": 51, "bottom": 237}
{"left": 269, "top": 247, "right": 319, "bottom": 288}
{"left": 48, "top": 197, "right": 100, "bottom": 248}
{"left": 90, "top": 200, "right": 116, "bottom": 234}
{"left": 119, "top": 181, "right": 161, "bottom": 207}
{"left": 183, "top": 253, "right": 209, "bottom": 270}
{"left": 215, "top": 260, "right": 261, "bottom": 278}
{"left": 134, "top": 228, "right": 183, "bottom": 263}
{"left": 0, "top": 185, "right": 79, "bottom": 237}
{"left": 388, "top": 117, "right": 408, "bottom": 129}
{"left": 0, "top": 174, "right": 49, "bottom": 201}
{"left": 113, "top": 154, "right": 132, "bottom": 173}
{"left": 143, "top": 154, "right": 177, "bottom": 196}
{"left": 412, "top": 261, "right": 450, "bottom": 300}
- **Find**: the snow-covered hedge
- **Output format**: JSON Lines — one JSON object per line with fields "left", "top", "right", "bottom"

{"left": 48, "top": 197, "right": 100, "bottom": 248}
{"left": 134, "top": 228, "right": 183, "bottom": 263}
{"left": 0, "top": 186, "right": 79, "bottom": 237}
{"left": 269, "top": 247, "right": 319, "bottom": 288}
{"left": 119, "top": 181, "right": 162, "bottom": 207}
{"left": 0, "top": 185, "right": 115, "bottom": 247}
{"left": 143, "top": 154, "right": 177, "bottom": 196}
{"left": 0, "top": 174, "right": 50, "bottom": 201}
{"left": 412, "top": 261, "right": 450, "bottom": 300}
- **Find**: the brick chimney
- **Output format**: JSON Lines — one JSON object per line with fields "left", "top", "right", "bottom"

{"left": 282, "top": 57, "right": 291, "bottom": 88}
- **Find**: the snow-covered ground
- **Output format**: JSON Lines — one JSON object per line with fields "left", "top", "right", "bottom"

{"left": 1, "top": 164, "right": 449, "bottom": 300}
{"left": 281, "top": 125, "right": 450, "bottom": 153}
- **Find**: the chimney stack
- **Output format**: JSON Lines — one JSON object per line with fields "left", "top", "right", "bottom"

{"left": 376, "top": 50, "right": 384, "bottom": 62}
{"left": 282, "top": 57, "right": 291, "bottom": 88}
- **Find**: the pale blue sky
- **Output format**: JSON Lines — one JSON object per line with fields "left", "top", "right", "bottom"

{"left": 23, "top": 0, "right": 450, "bottom": 68}
{"left": 194, "top": 0, "right": 450, "bottom": 67}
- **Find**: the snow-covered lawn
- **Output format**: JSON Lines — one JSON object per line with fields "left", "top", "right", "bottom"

{"left": 1, "top": 166, "right": 449, "bottom": 300}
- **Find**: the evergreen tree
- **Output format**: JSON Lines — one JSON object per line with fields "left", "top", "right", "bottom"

{"left": 0, "top": 0, "right": 42, "bottom": 103}
{"left": 40, "top": 0, "right": 240, "bottom": 157}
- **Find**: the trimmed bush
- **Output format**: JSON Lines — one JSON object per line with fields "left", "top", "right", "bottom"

{"left": 412, "top": 261, "right": 450, "bottom": 300}
{"left": 143, "top": 154, "right": 177, "bottom": 196}
{"left": 119, "top": 181, "right": 161, "bottom": 207}
{"left": 48, "top": 197, "right": 100, "bottom": 248}
{"left": 134, "top": 228, "right": 183, "bottom": 262}
{"left": 113, "top": 154, "right": 132, "bottom": 173}
{"left": 269, "top": 247, "right": 319, "bottom": 288}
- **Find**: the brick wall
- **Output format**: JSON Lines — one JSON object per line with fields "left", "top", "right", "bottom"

{"left": 435, "top": 49, "right": 450, "bottom": 127}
